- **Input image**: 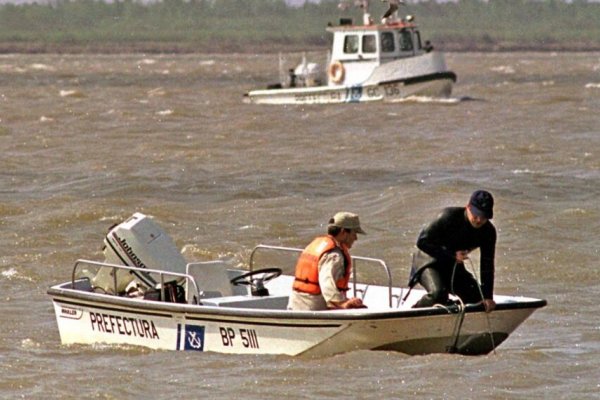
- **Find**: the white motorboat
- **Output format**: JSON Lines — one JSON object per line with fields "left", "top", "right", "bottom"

{"left": 48, "top": 213, "right": 546, "bottom": 357}
{"left": 244, "top": 3, "right": 456, "bottom": 105}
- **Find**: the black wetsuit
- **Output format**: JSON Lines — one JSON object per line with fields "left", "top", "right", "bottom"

{"left": 412, "top": 206, "right": 496, "bottom": 307}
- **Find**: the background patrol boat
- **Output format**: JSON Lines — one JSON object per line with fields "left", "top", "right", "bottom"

{"left": 244, "top": 2, "right": 456, "bottom": 105}
{"left": 48, "top": 213, "right": 546, "bottom": 357}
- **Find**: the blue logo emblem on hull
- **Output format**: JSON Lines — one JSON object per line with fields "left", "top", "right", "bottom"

{"left": 346, "top": 86, "right": 363, "bottom": 103}
{"left": 184, "top": 325, "right": 205, "bottom": 351}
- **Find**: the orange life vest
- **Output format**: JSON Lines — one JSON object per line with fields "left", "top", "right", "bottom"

{"left": 292, "top": 235, "right": 352, "bottom": 295}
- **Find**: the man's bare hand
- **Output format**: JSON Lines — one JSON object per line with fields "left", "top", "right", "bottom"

{"left": 482, "top": 298, "right": 496, "bottom": 313}
{"left": 333, "top": 297, "right": 367, "bottom": 309}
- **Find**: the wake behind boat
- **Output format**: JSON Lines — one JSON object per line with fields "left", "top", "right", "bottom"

{"left": 244, "top": 2, "right": 456, "bottom": 105}
{"left": 48, "top": 213, "right": 546, "bottom": 357}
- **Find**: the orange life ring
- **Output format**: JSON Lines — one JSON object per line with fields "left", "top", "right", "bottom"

{"left": 328, "top": 61, "right": 345, "bottom": 84}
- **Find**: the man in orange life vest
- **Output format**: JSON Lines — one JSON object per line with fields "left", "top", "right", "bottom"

{"left": 287, "top": 212, "right": 367, "bottom": 311}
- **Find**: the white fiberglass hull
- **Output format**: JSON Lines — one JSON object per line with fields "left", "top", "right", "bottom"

{"left": 245, "top": 74, "right": 454, "bottom": 105}
{"left": 49, "top": 282, "right": 544, "bottom": 357}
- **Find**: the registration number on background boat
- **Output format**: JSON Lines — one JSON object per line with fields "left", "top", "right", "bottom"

{"left": 293, "top": 83, "right": 403, "bottom": 103}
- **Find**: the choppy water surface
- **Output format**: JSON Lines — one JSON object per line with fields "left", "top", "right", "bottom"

{"left": 1, "top": 52, "right": 599, "bottom": 399}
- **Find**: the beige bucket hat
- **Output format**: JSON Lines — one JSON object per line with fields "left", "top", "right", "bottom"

{"left": 329, "top": 211, "right": 366, "bottom": 234}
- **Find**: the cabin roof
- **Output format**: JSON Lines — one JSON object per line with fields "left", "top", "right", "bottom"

{"left": 326, "top": 21, "right": 416, "bottom": 33}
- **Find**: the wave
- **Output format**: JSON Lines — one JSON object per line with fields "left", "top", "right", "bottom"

{"left": 59, "top": 89, "right": 85, "bottom": 98}
{"left": 1, "top": 267, "right": 34, "bottom": 282}
{"left": 389, "top": 95, "right": 464, "bottom": 104}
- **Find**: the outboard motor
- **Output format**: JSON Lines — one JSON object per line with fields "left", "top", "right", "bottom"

{"left": 293, "top": 61, "right": 322, "bottom": 87}
{"left": 92, "top": 212, "right": 187, "bottom": 294}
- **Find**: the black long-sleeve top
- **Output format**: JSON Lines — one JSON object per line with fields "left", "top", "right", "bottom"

{"left": 416, "top": 207, "right": 496, "bottom": 299}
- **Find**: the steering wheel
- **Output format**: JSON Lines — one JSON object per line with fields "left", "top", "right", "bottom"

{"left": 230, "top": 267, "right": 282, "bottom": 287}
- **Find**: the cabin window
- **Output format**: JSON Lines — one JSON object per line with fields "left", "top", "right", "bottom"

{"left": 399, "top": 29, "right": 414, "bottom": 52}
{"left": 362, "top": 34, "right": 377, "bottom": 53}
{"left": 343, "top": 35, "right": 359, "bottom": 54}
{"left": 381, "top": 32, "right": 395, "bottom": 52}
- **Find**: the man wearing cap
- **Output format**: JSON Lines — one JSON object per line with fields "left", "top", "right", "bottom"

{"left": 410, "top": 190, "right": 497, "bottom": 312}
{"left": 287, "top": 211, "right": 367, "bottom": 311}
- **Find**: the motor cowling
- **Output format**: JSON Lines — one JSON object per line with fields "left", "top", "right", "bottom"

{"left": 92, "top": 212, "right": 187, "bottom": 294}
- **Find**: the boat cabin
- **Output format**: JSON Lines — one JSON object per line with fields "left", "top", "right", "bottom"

{"left": 326, "top": 18, "right": 429, "bottom": 86}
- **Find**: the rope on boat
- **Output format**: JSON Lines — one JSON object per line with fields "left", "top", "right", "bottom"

{"left": 402, "top": 258, "right": 498, "bottom": 354}
{"left": 465, "top": 259, "right": 497, "bottom": 355}
{"left": 447, "top": 296, "right": 466, "bottom": 353}
{"left": 447, "top": 262, "right": 466, "bottom": 353}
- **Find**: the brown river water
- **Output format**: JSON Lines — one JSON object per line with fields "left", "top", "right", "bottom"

{"left": 1, "top": 52, "right": 599, "bottom": 398}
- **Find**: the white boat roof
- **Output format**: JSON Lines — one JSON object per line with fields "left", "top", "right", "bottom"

{"left": 326, "top": 20, "right": 418, "bottom": 33}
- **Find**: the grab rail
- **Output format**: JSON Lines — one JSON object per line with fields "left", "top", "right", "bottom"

{"left": 249, "top": 244, "right": 394, "bottom": 307}
{"left": 70, "top": 259, "right": 200, "bottom": 303}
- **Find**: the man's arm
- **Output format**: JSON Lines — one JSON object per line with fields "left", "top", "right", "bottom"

{"left": 318, "top": 251, "right": 365, "bottom": 309}
{"left": 318, "top": 251, "right": 347, "bottom": 308}
{"left": 479, "top": 225, "right": 497, "bottom": 299}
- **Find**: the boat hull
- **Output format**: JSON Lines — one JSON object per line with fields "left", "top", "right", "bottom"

{"left": 49, "top": 284, "right": 544, "bottom": 357}
{"left": 244, "top": 72, "right": 455, "bottom": 105}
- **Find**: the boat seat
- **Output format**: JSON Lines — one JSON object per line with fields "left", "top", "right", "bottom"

{"left": 185, "top": 261, "right": 236, "bottom": 303}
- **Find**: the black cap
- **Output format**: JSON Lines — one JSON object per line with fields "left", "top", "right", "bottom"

{"left": 469, "top": 190, "right": 494, "bottom": 219}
